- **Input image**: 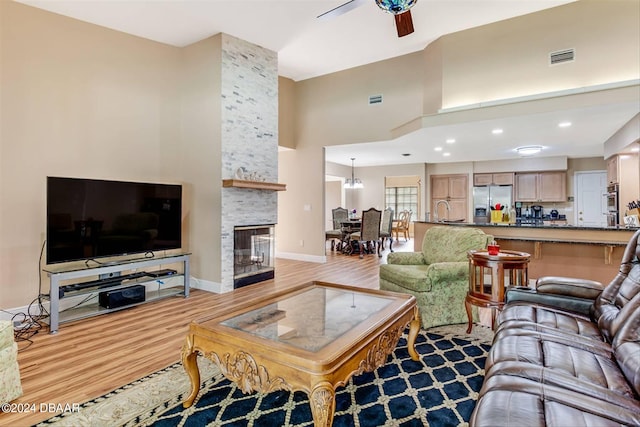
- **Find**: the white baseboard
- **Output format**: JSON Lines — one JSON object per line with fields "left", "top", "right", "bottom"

{"left": 276, "top": 252, "right": 326, "bottom": 263}
{"left": 189, "top": 277, "right": 224, "bottom": 293}
{"left": 0, "top": 301, "right": 47, "bottom": 323}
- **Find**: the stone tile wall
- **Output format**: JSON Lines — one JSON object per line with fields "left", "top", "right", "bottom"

{"left": 220, "top": 34, "right": 278, "bottom": 293}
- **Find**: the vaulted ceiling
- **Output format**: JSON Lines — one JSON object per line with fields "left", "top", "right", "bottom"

{"left": 17, "top": 0, "right": 639, "bottom": 166}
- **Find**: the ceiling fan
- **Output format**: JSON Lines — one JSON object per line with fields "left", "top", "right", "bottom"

{"left": 318, "top": 0, "right": 417, "bottom": 38}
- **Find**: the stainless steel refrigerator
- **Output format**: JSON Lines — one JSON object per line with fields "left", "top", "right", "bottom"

{"left": 472, "top": 185, "right": 513, "bottom": 223}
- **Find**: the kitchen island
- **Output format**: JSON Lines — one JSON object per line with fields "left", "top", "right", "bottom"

{"left": 414, "top": 221, "right": 638, "bottom": 285}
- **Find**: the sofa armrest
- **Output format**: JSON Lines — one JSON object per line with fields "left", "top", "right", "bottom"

{"left": 386, "top": 252, "right": 427, "bottom": 265}
{"left": 505, "top": 287, "right": 595, "bottom": 316}
{"left": 535, "top": 276, "right": 604, "bottom": 300}
{"left": 505, "top": 275, "right": 603, "bottom": 316}
{"left": 425, "top": 262, "right": 469, "bottom": 288}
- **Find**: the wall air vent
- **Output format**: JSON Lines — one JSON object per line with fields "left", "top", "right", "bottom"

{"left": 368, "top": 94, "right": 383, "bottom": 105}
{"left": 549, "top": 48, "right": 575, "bottom": 65}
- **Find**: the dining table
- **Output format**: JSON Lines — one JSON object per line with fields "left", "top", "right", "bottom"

{"left": 339, "top": 220, "right": 361, "bottom": 253}
{"left": 339, "top": 219, "right": 378, "bottom": 256}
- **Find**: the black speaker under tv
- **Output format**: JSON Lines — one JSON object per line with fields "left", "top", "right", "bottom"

{"left": 46, "top": 177, "right": 182, "bottom": 264}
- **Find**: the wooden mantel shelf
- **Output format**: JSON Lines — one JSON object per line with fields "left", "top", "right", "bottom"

{"left": 222, "top": 179, "right": 286, "bottom": 191}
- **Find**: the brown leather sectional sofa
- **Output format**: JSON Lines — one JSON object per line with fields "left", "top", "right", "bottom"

{"left": 470, "top": 229, "right": 640, "bottom": 426}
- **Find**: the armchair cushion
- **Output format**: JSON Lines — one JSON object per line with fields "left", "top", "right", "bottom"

{"left": 380, "top": 265, "right": 431, "bottom": 292}
{"left": 380, "top": 262, "right": 469, "bottom": 293}
{"left": 386, "top": 251, "right": 426, "bottom": 265}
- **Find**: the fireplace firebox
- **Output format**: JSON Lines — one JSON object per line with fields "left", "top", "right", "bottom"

{"left": 234, "top": 225, "right": 275, "bottom": 288}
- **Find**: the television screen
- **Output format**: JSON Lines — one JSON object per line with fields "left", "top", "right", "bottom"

{"left": 47, "top": 177, "right": 182, "bottom": 264}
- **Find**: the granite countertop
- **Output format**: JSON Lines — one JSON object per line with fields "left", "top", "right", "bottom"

{"left": 415, "top": 220, "right": 639, "bottom": 232}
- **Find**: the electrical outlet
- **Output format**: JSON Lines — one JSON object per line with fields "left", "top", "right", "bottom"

{"left": 299, "top": 240, "right": 304, "bottom": 246}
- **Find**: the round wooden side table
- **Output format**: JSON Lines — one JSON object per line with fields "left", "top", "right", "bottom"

{"left": 465, "top": 249, "right": 531, "bottom": 333}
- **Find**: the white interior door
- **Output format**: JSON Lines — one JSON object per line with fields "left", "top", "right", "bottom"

{"left": 575, "top": 171, "right": 608, "bottom": 227}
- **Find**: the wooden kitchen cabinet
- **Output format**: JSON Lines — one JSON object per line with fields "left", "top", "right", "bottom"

{"left": 607, "top": 156, "right": 619, "bottom": 184}
{"left": 539, "top": 172, "right": 567, "bottom": 201}
{"left": 615, "top": 154, "right": 640, "bottom": 216}
{"left": 514, "top": 173, "right": 538, "bottom": 201}
{"left": 473, "top": 173, "right": 514, "bottom": 186}
{"left": 431, "top": 174, "right": 468, "bottom": 221}
{"left": 515, "top": 172, "right": 566, "bottom": 202}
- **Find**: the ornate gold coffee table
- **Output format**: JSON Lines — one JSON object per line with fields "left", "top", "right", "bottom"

{"left": 182, "top": 281, "right": 420, "bottom": 427}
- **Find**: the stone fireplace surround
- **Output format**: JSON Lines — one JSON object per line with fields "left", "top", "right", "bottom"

{"left": 219, "top": 34, "right": 279, "bottom": 293}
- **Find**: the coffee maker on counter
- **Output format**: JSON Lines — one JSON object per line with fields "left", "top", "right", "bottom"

{"left": 531, "top": 205, "right": 543, "bottom": 220}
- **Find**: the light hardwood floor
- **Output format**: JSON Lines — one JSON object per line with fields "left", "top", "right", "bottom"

{"left": 4, "top": 239, "right": 414, "bottom": 426}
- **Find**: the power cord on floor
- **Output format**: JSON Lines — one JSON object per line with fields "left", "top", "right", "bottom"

{"left": 9, "top": 240, "right": 51, "bottom": 349}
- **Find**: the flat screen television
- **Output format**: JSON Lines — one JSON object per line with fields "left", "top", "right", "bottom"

{"left": 47, "top": 177, "right": 182, "bottom": 264}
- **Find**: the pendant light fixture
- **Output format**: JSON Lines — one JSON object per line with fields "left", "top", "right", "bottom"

{"left": 344, "top": 158, "right": 364, "bottom": 189}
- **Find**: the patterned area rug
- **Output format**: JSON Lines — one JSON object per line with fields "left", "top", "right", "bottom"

{"left": 40, "top": 324, "right": 492, "bottom": 427}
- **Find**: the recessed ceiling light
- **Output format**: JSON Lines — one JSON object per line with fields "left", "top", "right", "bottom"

{"left": 515, "top": 145, "right": 543, "bottom": 156}
{"left": 434, "top": 146, "right": 443, "bottom": 152}
{"left": 446, "top": 138, "right": 456, "bottom": 144}
{"left": 630, "top": 147, "right": 639, "bottom": 152}
{"left": 443, "top": 152, "right": 451, "bottom": 157}
{"left": 492, "top": 129, "right": 503, "bottom": 135}
{"left": 558, "top": 121, "right": 572, "bottom": 128}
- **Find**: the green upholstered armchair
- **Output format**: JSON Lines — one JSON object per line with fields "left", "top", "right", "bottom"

{"left": 379, "top": 226, "right": 492, "bottom": 329}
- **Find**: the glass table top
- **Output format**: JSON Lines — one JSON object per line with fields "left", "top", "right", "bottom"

{"left": 220, "top": 286, "right": 394, "bottom": 352}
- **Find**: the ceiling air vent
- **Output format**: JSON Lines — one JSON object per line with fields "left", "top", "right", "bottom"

{"left": 368, "top": 94, "right": 383, "bottom": 105}
{"left": 549, "top": 48, "right": 575, "bottom": 65}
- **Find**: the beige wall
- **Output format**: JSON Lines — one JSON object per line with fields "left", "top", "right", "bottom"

{"left": 180, "top": 36, "right": 223, "bottom": 283}
{"left": 295, "top": 52, "right": 425, "bottom": 146}
{"left": 422, "top": 38, "right": 443, "bottom": 115}
{"left": 0, "top": 2, "right": 227, "bottom": 309}
{"left": 277, "top": 53, "right": 426, "bottom": 259}
{"left": 0, "top": 2, "right": 184, "bottom": 308}
{"left": 278, "top": 76, "right": 296, "bottom": 150}
{"left": 441, "top": 0, "right": 640, "bottom": 108}
{"left": 604, "top": 113, "right": 640, "bottom": 158}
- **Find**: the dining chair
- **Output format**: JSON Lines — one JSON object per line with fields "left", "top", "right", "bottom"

{"left": 392, "top": 210, "right": 412, "bottom": 241}
{"left": 379, "top": 207, "right": 394, "bottom": 252}
{"left": 325, "top": 207, "right": 349, "bottom": 251}
{"left": 349, "top": 207, "right": 382, "bottom": 258}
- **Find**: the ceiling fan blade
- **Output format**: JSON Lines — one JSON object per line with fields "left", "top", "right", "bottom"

{"left": 394, "top": 10, "right": 415, "bottom": 37}
{"left": 317, "top": 0, "right": 368, "bottom": 21}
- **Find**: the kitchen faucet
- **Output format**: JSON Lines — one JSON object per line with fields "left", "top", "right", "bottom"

{"left": 434, "top": 200, "right": 451, "bottom": 222}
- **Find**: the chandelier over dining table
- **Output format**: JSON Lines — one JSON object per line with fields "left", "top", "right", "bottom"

{"left": 344, "top": 157, "right": 364, "bottom": 189}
